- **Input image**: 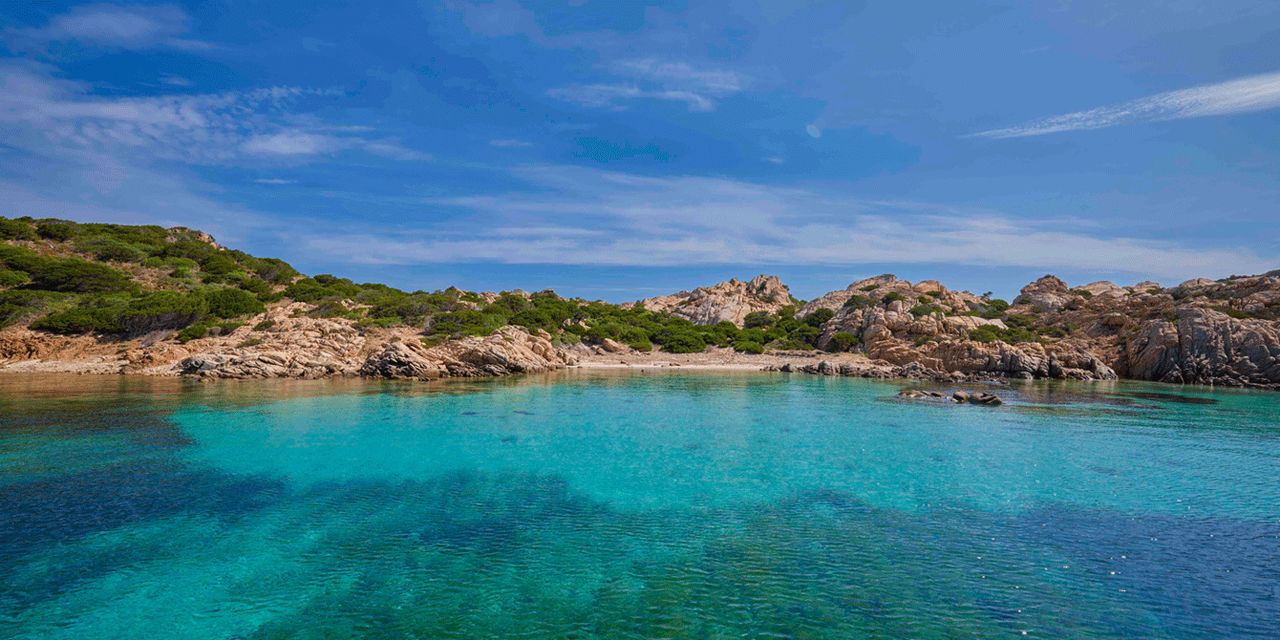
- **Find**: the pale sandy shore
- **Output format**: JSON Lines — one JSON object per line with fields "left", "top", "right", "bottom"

{"left": 572, "top": 347, "right": 880, "bottom": 372}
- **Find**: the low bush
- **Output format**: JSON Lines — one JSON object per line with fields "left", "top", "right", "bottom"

{"left": 202, "top": 287, "right": 265, "bottom": 319}
{"left": 909, "top": 303, "right": 943, "bottom": 318}
{"left": 30, "top": 298, "right": 129, "bottom": 335}
{"left": 120, "top": 291, "right": 206, "bottom": 334}
{"left": 803, "top": 308, "right": 835, "bottom": 327}
{"left": 743, "top": 311, "right": 773, "bottom": 328}
{"left": 843, "top": 294, "right": 870, "bottom": 309}
{"left": 0, "top": 269, "right": 30, "bottom": 288}
{"left": 0, "top": 218, "right": 37, "bottom": 241}
{"left": 828, "top": 331, "right": 860, "bottom": 352}
{"left": 734, "top": 340, "right": 764, "bottom": 354}
{"left": 36, "top": 222, "right": 76, "bottom": 242}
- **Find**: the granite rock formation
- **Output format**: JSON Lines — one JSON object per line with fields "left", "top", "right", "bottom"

{"left": 633, "top": 275, "right": 793, "bottom": 327}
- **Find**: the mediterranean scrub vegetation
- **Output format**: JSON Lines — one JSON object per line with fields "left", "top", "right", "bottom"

{"left": 1, "top": 216, "right": 1046, "bottom": 355}
{"left": 1, "top": 216, "right": 862, "bottom": 355}
{"left": 0, "top": 216, "right": 285, "bottom": 337}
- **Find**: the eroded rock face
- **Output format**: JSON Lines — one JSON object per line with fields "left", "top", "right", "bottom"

{"left": 1012, "top": 272, "right": 1280, "bottom": 388}
{"left": 1119, "top": 307, "right": 1280, "bottom": 386}
{"left": 635, "top": 275, "right": 793, "bottom": 326}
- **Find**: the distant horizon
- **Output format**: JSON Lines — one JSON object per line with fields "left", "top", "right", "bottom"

{"left": 3, "top": 2, "right": 1277, "bottom": 302}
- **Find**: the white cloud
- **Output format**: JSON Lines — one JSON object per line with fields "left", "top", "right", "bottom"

{"left": 158, "top": 74, "right": 194, "bottom": 87}
{"left": 805, "top": 124, "right": 822, "bottom": 138}
{"left": 0, "top": 61, "right": 425, "bottom": 164}
{"left": 253, "top": 178, "right": 294, "bottom": 185}
{"left": 489, "top": 138, "right": 533, "bottom": 148}
{"left": 295, "top": 164, "right": 1266, "bottom": 281}
{"left": 549, "top": 58, "right": 746, "bottom": 112}
{"left": 972, "top": 70, "right": 1280, "bottom": 138}
{"left": 242, "top": 131, "right": 335, "bottom": 156}
{"left": 6, "top": 4, "right": 211, "bottom": 51}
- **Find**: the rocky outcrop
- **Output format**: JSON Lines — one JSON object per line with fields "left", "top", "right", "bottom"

{"left": 1119, "top": 307, "right": 1280, "bottom": 387}
{"left": 0, "top": 297, "right": 576, "bottom": 382}
{"left": 634, "top": 275, "right": 793, "bottom": 326}
{"left": 359, "top": 326, "right": 575, "bottom": 380}
{"left": 775, "top": 271, "right": 1280, "bottom": 388}
{"left": 1015, "top": 275, "right": 1073, "bottom": 313}
{"left": 796, "top": 274, "right": 1116, "bottom": 382}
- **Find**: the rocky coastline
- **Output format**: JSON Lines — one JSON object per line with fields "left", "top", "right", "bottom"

{"left": 1, "top": 217, "right": 1276, "bottom": 389}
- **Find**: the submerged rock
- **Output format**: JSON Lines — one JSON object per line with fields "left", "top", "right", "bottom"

{"left": 952, "top": 390, "right": 1003, "bottom": 406}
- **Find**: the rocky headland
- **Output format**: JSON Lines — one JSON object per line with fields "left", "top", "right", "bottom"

{"left": 1, "top": 216, "right": 1276, "bottom": 389}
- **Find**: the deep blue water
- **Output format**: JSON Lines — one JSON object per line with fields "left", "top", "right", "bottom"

{"left": 1, "top": 372, "right": 1278, "bottom": 638}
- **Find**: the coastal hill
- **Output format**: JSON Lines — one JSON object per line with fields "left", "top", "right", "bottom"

{"left": 629, "top": 275, "right": 795, "bottom": 326}
{"left": 0, "top": 216, "right": 1277, "bottom": 388}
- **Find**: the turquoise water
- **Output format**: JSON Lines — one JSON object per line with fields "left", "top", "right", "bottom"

{"left": 1, "top": 372, "right": 1278, "bottom": 639}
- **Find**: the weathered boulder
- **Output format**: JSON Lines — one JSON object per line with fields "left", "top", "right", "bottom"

{"left": 1016, "top": 275, "right": 1073, "bottom": 313}
{"left": 952, "top": 390, "right": 1003, "bottom": 405}
{"left": 359, "top": 326, "right": 574, "bottom": 380}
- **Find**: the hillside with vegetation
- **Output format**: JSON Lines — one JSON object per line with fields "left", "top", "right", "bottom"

{"left": 0, "top": 216, "right": 835, "bottom": 358}
{"left": 1, "top": 216, "right": 1276, "bottom": 388}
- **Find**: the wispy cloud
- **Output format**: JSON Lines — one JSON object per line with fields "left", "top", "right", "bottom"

{"left": 297, "top": 164, "right": 1265, "bottom": 281}
{"left": 489, "top": 138, "right": 533, "bottom": 148}
{"left": 253, "top": 178, "right": 294, "bottom": 185}
{"left": 0, "top": 61, "right": 425, "bottom": 164}
{"left": 972, "top": 70, "right": 1280, "bottom": 138}
{"left": 549, "top": 58, "right": 746, "bottom": 112}
{"left": 5, "top": 4, "right": 212, "bottom": 51}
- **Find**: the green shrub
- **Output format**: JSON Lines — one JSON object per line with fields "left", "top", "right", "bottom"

{"left": 881, "top": 292, "right": 905, "bottom": 304}
{"left": 860, "top": 284, "right": 878, "bottom": 292}
{"left": 36, "top": 222, "right": 76, "bottom": 242}
{"left": 657, "top": 329, "right": 706, "bottom": 353}
{"left": 162, "top": 239, "right": 217, "bottom": 263}
{"left": 743, "top": 311, "right": 773, "bottom": 328}
{"left": 253, "top": 319, "right": 276, "bottom": 331}
{"left": 75, "top": 237, "right": 144, "bottom": 262}
{"left": 803, "top": 308, "right": 834, "bottom": 327}
{"left": 909, "top": 303, "right": 943, "bottom": 317}
{"left": 0, "top": 218, "right": 37, "bottom": 240}
{"left": 1213, "top": 306, "right": 1251, "bottom": 319}
{"left": 0, "top": 290, "right": 62, "bottom": 327}
{"left": 925, "top": 290, "right": 943, "bottom": 299}
{"left": 177, "top": 320, "right": 243, "bottom": 343}
{"left": 734, "top": 340, "right": 764, "bottom": 354}
{"left": 0, "top": 247, "right": 134, "bottom": 293}
{"left": 120, "top": 291, "right": 206, "bottom": 334}
{"left": 31, "top": 298, "right": 129, "bottom": 335}
{"left": 202, "top": 287, "right": 265, "bottom": 319}
{"left": 0, "top": 269, "right": 30, "bottom": 288}
{"left": 828, "top": 331, "right": 860, "bottom": 351}
{"left": 283, "top": 275, "right": 362, "bottom": 302}
{"left": 843, "top": 294, "right": 870, "bottom": 309}
{"left": 968, "top": 324, "right": 1039, "bottom": 344}
{"left": 767, "top": 338, "right": 815, "bottom": 351}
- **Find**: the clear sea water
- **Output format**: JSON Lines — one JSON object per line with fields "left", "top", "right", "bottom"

{"left": 1, "top": 371, "right": 1278, "bottom": 639}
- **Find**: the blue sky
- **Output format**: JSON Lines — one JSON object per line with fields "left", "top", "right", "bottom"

{"left": 1, "top": 1, "right": 1277, "bottom": 301}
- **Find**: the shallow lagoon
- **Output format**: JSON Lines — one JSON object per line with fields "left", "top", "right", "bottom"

{"left": 1, "top": 372, "right": 1278, "bottom": 638}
